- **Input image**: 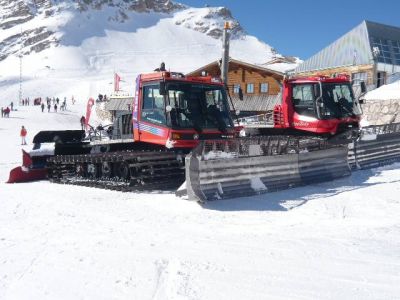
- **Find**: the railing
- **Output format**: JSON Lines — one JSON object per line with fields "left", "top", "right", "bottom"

{"left": 86, "top": 124, "right": 113, "bottom": 142}
{"left": 237, "top": 111, "right": 274, "bottom": 126}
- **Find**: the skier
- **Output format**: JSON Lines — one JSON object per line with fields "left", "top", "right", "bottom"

{"left": 4, "top": 107, "right": 10, "bottom": 117}
{"left": 47, "top": 103, "right": 51, "bottom": 112}
{"left": 20, "top": 126, "right": 27, "bottom": 145}
{"left": 54, "top": 103, "right": 58, "bottom": 113}
{"left": 80, "top": 116, "right": 86, "bottom": 130}
{"left": 41, "top": 103, "right": 45, "bottom": 112}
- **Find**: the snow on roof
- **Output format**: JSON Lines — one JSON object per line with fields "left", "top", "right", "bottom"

{"left": 364, "top": 80, "right": 400, "bottom": 100}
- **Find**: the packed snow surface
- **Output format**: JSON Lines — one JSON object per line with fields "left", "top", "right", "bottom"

{"left": 0, "top": 101, "right": 400, "bottom": 300}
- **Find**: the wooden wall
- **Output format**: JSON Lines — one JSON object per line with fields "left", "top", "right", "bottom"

{"left": 228, "top": 63, "right": 281, "bottom": 95}
{"left": 189, "top": 62, "right": 282, "bottom": 96}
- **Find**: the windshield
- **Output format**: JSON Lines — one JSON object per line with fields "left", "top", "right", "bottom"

{"left": 292, "top": 83, "right": 361, "bottom": 119}
{"left": 166, "top": 82, "right": 233, "bottom": 131}
{"left": 320, "top": 83, "right": 361, "bottom": 118}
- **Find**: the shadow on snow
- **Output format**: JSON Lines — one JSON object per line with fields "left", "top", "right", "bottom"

{"left": 202, "top": 164, "right": 400, "bottom": 212}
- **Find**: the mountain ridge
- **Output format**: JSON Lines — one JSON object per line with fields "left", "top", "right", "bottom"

{"left": 0, "top": 0, "right": 246, "bottom": 61}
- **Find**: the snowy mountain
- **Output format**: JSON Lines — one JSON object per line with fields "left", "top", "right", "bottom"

{"left": 0, "top": 0, "right": 185, "bottom": 61}
{"left": 0, "top": 0, "right": 296, "bottom": 106}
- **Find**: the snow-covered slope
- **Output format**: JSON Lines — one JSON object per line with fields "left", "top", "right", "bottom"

{"left": 0, "top": 104, "right": 400, "bottom": 300}
{"left": 0, "top": 0, "right": 296, "bottom": 108}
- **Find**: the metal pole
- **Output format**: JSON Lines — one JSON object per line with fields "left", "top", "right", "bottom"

{"left": 221, "top": 22, "right": 230, "bottom": 85}
{"left": 19, "top": 53, "right": 22, "bottom": 104}
{"left": 19, "top": 28, "right": 23, "bottom": 105}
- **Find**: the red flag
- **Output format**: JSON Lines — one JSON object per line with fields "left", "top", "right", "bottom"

{"left": 114, "top": 73, "right": 121, "bottom": 92}
{"left": 85, "top": 98, "right": 95, "bottom": 130}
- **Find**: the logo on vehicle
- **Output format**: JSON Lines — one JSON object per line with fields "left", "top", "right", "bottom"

{"left": 292, "top": 122, "right": 309, "bottom": 127}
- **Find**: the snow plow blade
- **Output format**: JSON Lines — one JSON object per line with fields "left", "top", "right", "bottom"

{"left": 7, "top": 149, "right": 48, "bottom": 183}
{"left": 185, "top": 137, "right": 351, "bottom": 202}
{"left": 349, "top": 123, "right": 400, "bottom": 169}
{"left": 7, "top": 166, "right": 47, "bottom": 183}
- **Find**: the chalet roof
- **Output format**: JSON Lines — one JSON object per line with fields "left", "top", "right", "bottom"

{"left": 104, "top": 97, "right": 133, "bottom": 111}
{"left": 229, "top": 94, "right": 281, "bottom": 112}
{"left": 187, "top": 58, "right": 284, "bottom": 78}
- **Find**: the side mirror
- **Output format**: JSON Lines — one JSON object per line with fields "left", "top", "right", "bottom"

{"left": 238, "top": 87, "right": 243, "bottom": 101}
{"left": 313, "top": 84, "right": 321, "bottom": 98}
{"left": 159, "top": 82, "right": 166, "bottom": 95}
{"left": 316, "top": 97, "right": 324, "bottom": 107}
{"left": 358, "top": 99, "right": 364, "bottom": 104}
{"left": 165, "top": 105, "right": 172, "bottom": 112}
{"left": 360, "top": 81, "right": 366, "bottom": 94}
{"left": 315, "top": 97, "right": 324, "bottom": 120}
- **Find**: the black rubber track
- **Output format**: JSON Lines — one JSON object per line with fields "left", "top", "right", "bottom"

{"left": 47, "top": 150, "right": 185, "bottom": 192}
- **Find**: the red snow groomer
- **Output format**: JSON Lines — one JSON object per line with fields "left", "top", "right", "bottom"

{"left": 275, "top": 74, "right": 362, "bottom": 139}
{"left": 242, "top": 74, "right": 363, "bottom": 144}
{"left": 8, "top": 71, "right": 237, "bottom": 186}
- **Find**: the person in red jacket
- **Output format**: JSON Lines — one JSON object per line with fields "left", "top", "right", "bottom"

{"left": 20, "top": 126, "right": 27, "bottom": 145}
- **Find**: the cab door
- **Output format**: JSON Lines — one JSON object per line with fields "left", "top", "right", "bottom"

{"left": 137, "top": 84, "right": 169, "bottom": 146}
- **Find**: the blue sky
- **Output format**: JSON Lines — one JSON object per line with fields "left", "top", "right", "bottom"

{"left": 177, "top": 0, "right": 400, "bottom": 60}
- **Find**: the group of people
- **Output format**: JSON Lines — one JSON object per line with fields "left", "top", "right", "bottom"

{"left": 96, "top": 94, "right": 108, "bottom": 102}
{"left": 2, "top": 94, "right": 84, "bottom": 147}
{"left": 21, "top": 98, "right": 30, "bottom": 106}
{"left": 38, "top": 96, "right": 70, "bottom": 113}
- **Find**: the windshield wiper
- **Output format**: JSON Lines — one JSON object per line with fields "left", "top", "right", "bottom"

{"left": 192, "top": 120, "right": 203, "bottom": 134}
{"left": 338, "top": 100, "right": 356, "bottom": 117}
{"left": 206, "top": 106, "right": 227, "bottom": 133}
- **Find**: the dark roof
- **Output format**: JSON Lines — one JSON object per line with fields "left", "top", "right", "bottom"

{"left": 366, "top": 20, "right": 400, "bottom": 41}
{"left": 104, "top": 97, "right": 133, "bottom": 111}
{"left": 229, "top": 94, "right": 281, "bottom": 111}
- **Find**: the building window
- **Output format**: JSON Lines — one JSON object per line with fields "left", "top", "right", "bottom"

{"left": 246, "top": 83, "right": 254, "bottom": 93}
{"left": 351, "top": 72, "right": 368, "bottom": 85}
{"left": 260, "top": 83, "right": 269, "bottom": 93}
{"left": 370, "top": 36, "right": 400, "bottom": 66}
{"left": 233, "top": 84, "right": 241, "bottom": 94}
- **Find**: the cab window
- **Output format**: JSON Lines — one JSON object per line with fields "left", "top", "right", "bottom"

{"left": 141, "top": 85, "right": 166, "bottom": 125}
{"left": 292, "top": 84, "right": 316, "bottom": 117}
